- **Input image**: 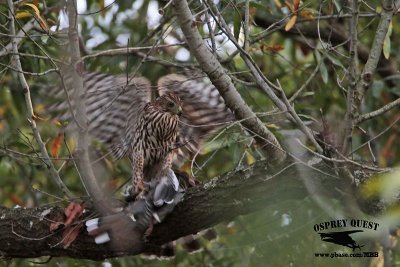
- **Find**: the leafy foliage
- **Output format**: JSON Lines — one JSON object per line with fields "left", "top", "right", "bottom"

{"left": 1, "top": 0, "right": 400, "bottom": 266}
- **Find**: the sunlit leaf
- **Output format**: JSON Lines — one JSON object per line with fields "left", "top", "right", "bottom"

{"left": 285, "top": 15, "right": 297, "bottom": 31}
{"left": 23, "top": 3, "right": 40, "bottom": 16}
{"left": 245, "top": 152, "right": 256, "bottom": 165}
{"left": 33, "top": 104, "right": 45, "bottom": 114}
{"left": 15, "top": 11, "right": 32, "bottom": 19}
{"left": 22, "top": 3, "right": 48, "bottom": 31}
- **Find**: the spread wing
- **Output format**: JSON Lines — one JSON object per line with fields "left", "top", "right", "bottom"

{"left": 49, "top": 71, "right": 151, "bottom": 158}
{"left": 157, "top": 74, "right": 234, "bottom": 159}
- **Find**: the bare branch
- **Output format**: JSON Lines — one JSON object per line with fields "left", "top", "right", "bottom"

{"left": 355, "top": 97, "right": 400, "bottom": 124}
{"left": 354, "top": 0, "right": 400, "bottom": 105}
{"left": 80, "top": 43, "right": 186, "bottom": 60}
{"left": 342, "top": 0, "right": 359, "bottom": 154}
{"left": 65, "top": 0, "right": 107, "bottom": 208}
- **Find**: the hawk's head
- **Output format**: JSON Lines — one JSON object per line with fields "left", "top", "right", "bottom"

{"left": 154, "top": 93, "right": 182, "bottom": 116}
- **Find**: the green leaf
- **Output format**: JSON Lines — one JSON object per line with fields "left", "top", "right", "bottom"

{"left": 333, "top": 0, "right": 342, "bottom": 12}
{"left": 383, "top": 21, "right": 392, "bottom": 59}
{"left": 326, "top": 54, "right": 344, "bottom": 69}
{"left": 319, "top": 61, "right": 329, "bottom": 84}
{"left": 233, "top": 13, "right": 241, "bottom": 41}
{"left": 371, "top": 80, "right": 384, "bottom": 98}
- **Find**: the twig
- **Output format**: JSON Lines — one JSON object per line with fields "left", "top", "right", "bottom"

{"left": 289, "top": 55, "right": 324, "bottom": 102}
{"left": 80, "top": 43, "right": 186, "bottom": 61}
{"left": 0, "top": 61, "right": 58, "bottom": 76}
{"left": 275, "top": 80, "right": 323, "bottom": 153}
{"left": 296, "top": 139, "right": 388, "bottom": 172}
{"left": 7, "top": 0, "right": 72, "bottom": 198}
{"left": 350, "top": 115, "right": 400, "bottom": 156}
{"left": 354, "top": 97, "right": 400, "bottom": 124}
{"left": 243, "top": 0, "right": 250, "bottom": 52}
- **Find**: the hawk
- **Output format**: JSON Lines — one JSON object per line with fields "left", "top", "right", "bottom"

{"left": 50, "top": 71, "right": 233, "bottom": 197}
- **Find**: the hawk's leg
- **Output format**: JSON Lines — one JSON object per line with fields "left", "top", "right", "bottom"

{"left": 130, "top": 151, "right": 145, "bottom": 199}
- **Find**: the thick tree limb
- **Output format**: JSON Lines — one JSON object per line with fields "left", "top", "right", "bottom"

{"left": 0, "top": 158, "right": 377, "bottom": 260}
{"left": 65, "top": 0, "right": 106, "bottom": 207}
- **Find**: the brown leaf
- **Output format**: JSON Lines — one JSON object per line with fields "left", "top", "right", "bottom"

{"left": 64, "top": 202, "right": 84, "bottom": 226}
{"left": 62, "top": 224, "right": 83, "bottom": 248}
{"left": 49, "top": 202, "right": 85, "bottom": 248}
{"left": 261, "top": 44, "right": 285, "bottom": 53}
{"left": 50, "top": 132, "right": 64, "bottom": 159}
{"left": 299, "top": 9, "right": 314, "bottom": 20}
{"left": 32, "top": 112, "right": 63, "bottom": 127}
{"left": 293, "top": 0, "right": 300, "bottom": 11}
{"left": 285, "top": 15, "right": 297, "bottom": 31}
{"left": 8, "top": 194, "right": 25, "bottom": 206}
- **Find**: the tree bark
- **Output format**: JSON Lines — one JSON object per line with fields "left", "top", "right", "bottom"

{"left": 0, "top": 158, "right": 375, "bottom": 260}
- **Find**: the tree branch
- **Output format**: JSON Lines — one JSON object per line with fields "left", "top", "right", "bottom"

{"left": 64, "top": 0, "right": 106, "bottom": 207}
{"left": 342, "top": 0, "right": 359, "bottom": 154}
{"left": 0, "top": 157, "right": 376, "bottom": 260}
{"left": 354, "top": 0, "right": 400, "bottom": 106}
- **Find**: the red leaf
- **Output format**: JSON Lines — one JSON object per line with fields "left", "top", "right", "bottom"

{"left": 293, "top": 0, "right": 300, "bottom": 11}
{"left": 62, "top": 224, "right": 84, "bottom": 248}
{"left": 49, "top": 202, "right": 85, "bottom": 248}
{"left": 64, "top": 202, "right": 84, "bottom": 226}
{"left": 261, "top": 44, "right": 285, "bottom": 53}
{"left": 50, "top": 132, "right": 64, "bottom": 159}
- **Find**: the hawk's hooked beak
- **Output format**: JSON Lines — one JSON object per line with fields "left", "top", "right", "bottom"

{"left": 176, "top": 106, "right": 182, "bottom": 116}
{"left": 169, "top": 104, "right": 182, "bottom": 116}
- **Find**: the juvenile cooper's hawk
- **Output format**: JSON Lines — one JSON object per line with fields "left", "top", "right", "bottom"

{"left": 51, "top": 71, "right": 233, "bottom": 197}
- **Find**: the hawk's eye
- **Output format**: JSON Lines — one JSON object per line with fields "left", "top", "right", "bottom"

{"left": 167, "top": 102, "right": 175, "bottom": 108}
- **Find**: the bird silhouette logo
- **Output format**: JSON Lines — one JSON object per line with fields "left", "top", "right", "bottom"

{"left": 319, "top": 230, "right": 364, "bottom": 251}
